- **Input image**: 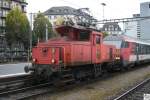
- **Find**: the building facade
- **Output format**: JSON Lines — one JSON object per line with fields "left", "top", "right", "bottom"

{"left": 101, "top": 22, "right": 121, "bottom": 34}
{"left": 0, "top": 0, "right": 27, "bottom": 36}
{"left": 124, "top": 14, "right": 141, "bottom": 38}
{"left": 140, "top": 2, "right": 150, "bottom": 41}
{"left": 0, "top": 0, "right": 28, "bottom": 62}
{"left": 44, "top": 6, "right": 96, "bottom": 27}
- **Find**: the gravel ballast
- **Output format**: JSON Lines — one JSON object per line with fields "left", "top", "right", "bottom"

{"left": 30, "top": 65, "right": 150, "bottom": 100}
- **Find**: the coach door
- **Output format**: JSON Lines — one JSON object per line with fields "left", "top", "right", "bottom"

{"left": 136, "top": 43, "right": 139, "bottom": 63}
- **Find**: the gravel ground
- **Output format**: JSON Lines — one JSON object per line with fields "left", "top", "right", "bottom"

{"left": 30, "top": 65, "right": 150, "bottom": 100}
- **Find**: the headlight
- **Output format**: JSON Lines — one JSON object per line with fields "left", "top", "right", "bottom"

{"left": 33, "top": 58, "right": 36, "bottom": 62}
{"left": 115, "top": 57, "right": 120, "bottom": 60}
{"left": 51, "top": 59, "right": 55, "bottom": 63}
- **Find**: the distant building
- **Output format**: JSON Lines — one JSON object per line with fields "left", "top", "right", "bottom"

{"left": 0, "top": 0, "right": 27, "bottom": 56}
{"left": 0, "top": 0, "right": 27, "bottom": 36}
{"left": 44, "top": 6, "right": 96, "bottom": 26}
{"left": 124, "top": 14, "right": 141, "bottom": 38}
{"left": 140, "top": 2, "right": 150, "bottom": 41}
{"left": 101, "top": 22, "right": 121, "bottom": 34}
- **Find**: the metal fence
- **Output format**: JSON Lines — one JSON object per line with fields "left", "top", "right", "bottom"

{"left": 0, "top": 50, "right": 28, "bottom": 63}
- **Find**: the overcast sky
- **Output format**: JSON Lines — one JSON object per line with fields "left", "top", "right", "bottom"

{"left": 26, "top": 0, "right": 150, "bottom": 20}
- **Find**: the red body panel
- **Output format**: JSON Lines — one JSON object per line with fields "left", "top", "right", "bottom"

{"left": 32, "top": 47, "right": 60, "bottom": 65}
{"left": 70, "top": 42, "right": 91, "bottom": 65}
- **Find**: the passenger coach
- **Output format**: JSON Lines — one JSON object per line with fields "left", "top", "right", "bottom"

{"left": 104, "top": 34, "right": 150, "bottom": 69}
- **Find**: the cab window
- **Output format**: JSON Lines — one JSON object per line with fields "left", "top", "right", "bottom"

{"left": 79, "top": 31, "right": 90, "bottom": 41}
{"left": 96, "top": 35, "right": 101, "bottom": 44}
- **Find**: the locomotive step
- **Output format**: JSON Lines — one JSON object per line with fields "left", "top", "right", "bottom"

{"left": 60, "top": 78, "right": 75, "bottom": 83}
{"left": 62, "top": 74, "right": 74, "bottom": 78}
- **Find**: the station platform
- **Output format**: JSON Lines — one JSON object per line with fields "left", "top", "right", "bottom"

{"left": 0, "top": 63, "right": 30, "bottom": 77}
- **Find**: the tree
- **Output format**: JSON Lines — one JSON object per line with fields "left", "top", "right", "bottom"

{"left": 5, "top": 7, "right": 30, "bottom": 49}
{"left": 102, "top": 32, "right": 109, "bottom": 38}
{"left": 33, "top": 12, "right": 54, "bottom": 42}
{"left": 54, "top": 16, "right": 65, "bottom": 26}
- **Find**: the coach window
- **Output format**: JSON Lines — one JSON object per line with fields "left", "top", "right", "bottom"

{"left": 121, "top": 41, "right": 129, "bottom": 48}
{"left": 148, "top": 46, "right": 150, "bottom": 54}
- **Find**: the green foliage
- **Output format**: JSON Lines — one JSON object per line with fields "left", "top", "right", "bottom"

{"left": 33, "top": 12, "right": 54, "bottom": 42}
{"left": 102, "top": 32, "right": 109, "bottom": 38}
{"left": 5, "top": 7, "right": 30, "bottom": 49}
{"left": 54, "top": 16, "right": 65, "bottom": 26}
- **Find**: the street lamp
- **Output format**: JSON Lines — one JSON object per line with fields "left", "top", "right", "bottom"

{"left": 101, "top": 3, "right": 106, "bottom": 20}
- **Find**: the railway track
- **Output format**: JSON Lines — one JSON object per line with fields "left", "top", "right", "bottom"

{"left": 0, "top": 64, "right": 149, "bottom": 100}
{"left": 114, "top": 78, "right": 150, "bottom": 100}
{"left": 0, "top": 71, "right": 76, "bottom": 99}
{"left": 0, "top": 74, "right": 35, "bottom": 98}
{"left": 0, "top": 82, "right": 54, "bottom": 100}
{"left": 0, "top": 71, "right": 105, "bottom": 100}
{"left": 0, "top": 74, "right": 32, "bottom": 92}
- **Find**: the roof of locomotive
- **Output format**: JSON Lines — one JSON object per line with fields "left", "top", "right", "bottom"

{"left": 104, "top": 34, "right": 150, "bottom": 45}
{"left": 55, "top": 25, "right": 102, "bottom": 35}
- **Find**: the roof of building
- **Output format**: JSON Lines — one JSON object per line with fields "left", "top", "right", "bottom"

{"left": 133, "top": 14, "right": 140, "bottom": 18}
{"left": 11, "top": 0, "right": 28, "bottom": 4}
{"left": 140, "top": 2, "right": 150, "bottom": 4}
{"left": 44, "top": 6, "right": 92, "bottom": 18}
{"left": 101, "top": 22, "right": 121, "bottom": 31}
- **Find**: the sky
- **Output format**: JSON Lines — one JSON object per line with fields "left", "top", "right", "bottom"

{"left": 26, "top": 0, "right": 150, "bottom": 20}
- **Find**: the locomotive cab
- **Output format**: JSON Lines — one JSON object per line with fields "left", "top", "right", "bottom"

{"left": 25, "top": 25, "right": 115, "bottom": 79}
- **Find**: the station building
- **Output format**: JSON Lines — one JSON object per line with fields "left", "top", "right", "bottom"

{"left": 140, "top": 2, "right": 150, "bottom": 41}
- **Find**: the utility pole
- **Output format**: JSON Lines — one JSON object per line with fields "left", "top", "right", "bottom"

{"left": 30, "top": 13, "right": 33, "bottom": 53}
{"left": 28, "top": 13, "right": 34, "bottom": 62}
{"left": 46, "top": 24, "right": 48, "bottom": 42}
{"left": 101, "top": 3, "right": 106, "bottom": 20}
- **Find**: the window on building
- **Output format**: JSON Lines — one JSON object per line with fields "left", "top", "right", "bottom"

{"left": 53, "top": 15, "right": 56, "bottom": 19}
{"left": 57, "top": 9, "right": 61, "bottom": 12}
{"left": 50, "top": 10, "right": 53, "bottom": 12}
{"left": 51, "top": 16, "right": 54, "bottom": 19}
{"left": 0, "top": 19, "right": 2, "bottom": 26}
{"left": 2, "top": 20, "right": 5, "bottom": 26}
{"left": 16, "top": 3, "right": 19, "bottom": 7}
{"left": 64, "top": 9, "right": 68, "bottom": 13}
{"left": 4, "top": 2, "right": 7, "bottom": 6}
{"left": 0, "top": 10, "right": 2, "bottom": 16}
{"left": 115, "top": 27, "right": 118, "bottom": 31}
{"left": 49, "top": 16, "right": 51, "bottom": 19}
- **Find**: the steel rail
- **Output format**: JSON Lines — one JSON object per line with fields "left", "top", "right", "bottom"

{"left": 114, "top": 78, "right": 150, "bottom": 100}
{"left": 0, "top": 82, "right": 52, "bottom": 96}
